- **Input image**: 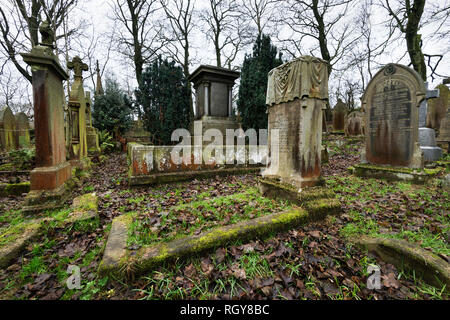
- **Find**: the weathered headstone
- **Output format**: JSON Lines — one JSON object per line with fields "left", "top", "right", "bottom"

{"left": 428, "top": 84, "right": 450, "bottom": 151}
{"left": 361, "top": 63, "right": 424, "bottom": 168}
{"left": 124, "top": 120, "right": 151, "bottom": 144}
{"left": 418, "top": 83, "right": 442, "bottom": 161}
{"left": 0, "top": 107, "right": 17, "bottom": 151}
{"left": 188, "top": 65, "right": 240, "bottom": 141}
{"left": 332, "top": 99, "right": 348, "bottom": 131}
{"left": 262, "top": 56, "right": 328, "bottom": 188}
{"left": 15, "top": 112, "right": 31, "bottom": 148}
{"left": 67, "top": 56, "right": 90, "bottom": 169}
{"left": 20, "top": 20, "right": 72, "bottom": 212}
{"left": 85, "top": 92, "right": 101, "bottom": 155}
{"left": 345, "top": 110, "right": 364, "bottom": 136}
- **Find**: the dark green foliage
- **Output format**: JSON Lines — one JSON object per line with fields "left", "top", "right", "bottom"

{"left": 135, "top": 56, "right": 191, "bottom": 145}
{"left": 237, "top": 35, "right": 283, "bottom": 131}
{"left": 92, "top": 76, "right": 133, "bottom": 137}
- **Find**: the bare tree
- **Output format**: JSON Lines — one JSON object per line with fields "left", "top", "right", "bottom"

{"left": 237, "top": 0, "right": 278, "bottom": 40}
{"left": 279, "top": 0, "right": 359, "bottom": 76}
{"left": 110, "top": 0, "right": 166, "bottom": 88}
{"left": 201, "top": 0, "right": 252, "bottom": 68}
{"left": 381, "top": 0, "right": 450, "bottom": 81}
{"left": 160, "top": 0, "right": 196, "bottom": 118}
{"left": 0, "top": 0, "right": 79, "bottom": 83}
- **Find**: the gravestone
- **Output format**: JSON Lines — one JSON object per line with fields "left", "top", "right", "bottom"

{"left": 332, "top": 99, "right": 348, "bottom": 131}
{"left": 262, "top": 56, "right": 329, "bottom": 188}
{"left": 20, "top": 20, "right": 72, "bottom": 212}
{"left": 418, "top": 83, "right": 442, "bottom": 161}
{"left": 360, "top": 63, "right": 424, "bottom": 168}
{"left": 0, "top": 107, "right": 17, "bottom": 151}
{"left": 85, "top": 92, "right": 101, "bottom": 155}
{"left": 15, "top": 112, "right": 31, "bottom": 148}
{"left": 67, "top": 56, "right": 90, "bottom": 169}
{"left": 124, "top": 120, "right": 151, "bottom": 144}
{"left": 429, "top": 84, "right": 450, "bottom": 151}
{"left": 345, "top": 110, "right": 364, "bottom": 136}
{"left": 188, "top": 65, "right": 240, "bottom": 141}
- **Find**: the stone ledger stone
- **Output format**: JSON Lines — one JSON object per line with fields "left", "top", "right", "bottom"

{"left": 361, "top": 64, "right": 424, "bottom": 168}
{"left": 20, "top": 20, "right": 72, "bottom": 211}
{"left": 262, "top": 56, "right": 328, "bottom": 189}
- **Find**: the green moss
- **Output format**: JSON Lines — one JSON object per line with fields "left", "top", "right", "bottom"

{"left": 0, "top": 182, "right": 30, "bottom": 196}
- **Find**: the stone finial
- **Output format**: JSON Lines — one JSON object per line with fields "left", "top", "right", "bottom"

{"left": 39, "top": 20, "right": 55, "bottom": 48}
{"left": 67, "top": 56, "right": 88, "bottom": 79}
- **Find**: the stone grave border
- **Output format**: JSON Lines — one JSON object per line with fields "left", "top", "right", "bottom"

{"left": 353, "top": 236, "right": 450, "bottom": 293}
{"left": 0, "top": 193, "right": 99, "bottom": 268}
{"left": 98, "top": 186, "right": 341, "bottom": 278}
{"left": 350, "top": 164, "right": 443, "bottom": 184}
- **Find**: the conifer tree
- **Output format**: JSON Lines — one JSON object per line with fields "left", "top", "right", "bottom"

{"left": 136, "top": 56, "right": 191, "bottom": 145}
{"left": 92, "top": 76, "right": 133, "bottom": 137}
{"left": 237, "top": 34, "right": 283, "bottom": 131}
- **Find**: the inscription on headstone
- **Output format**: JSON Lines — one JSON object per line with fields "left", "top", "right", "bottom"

{"left": 361, "top": 64, "right": 425, "bottom": 168}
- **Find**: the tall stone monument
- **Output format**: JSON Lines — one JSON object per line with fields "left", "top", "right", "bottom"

{"left": 21, "top": 20, "right": 72, "bottom": 212}
{"left": 85, "top": 92, "right": 101, "bottom": 155}
{"left": 189, "top": 65, "right": 240, "bottom": 141}
{"left": 261, "top": 56, "right": 329, "bottom": 189}
{"left": 332, "top": 99, "right": 348, "bottom": 131}
{"left": 67, "top": 56, "right": 90, "bottom": 169}
{"left": 0, "top": 107, "right": 17, "bottom": 151}
{"left": 360, "top": 64, "right": 424, "bottom": 168}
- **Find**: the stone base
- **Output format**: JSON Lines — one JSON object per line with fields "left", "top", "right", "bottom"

{"left": 261, "top": 173, "right": 324, "bottom": 189}
{"left": 189, "top": 116, "right": 240, "bottom": 143}
{"left": 351, "top": 164, "right": 441, "bottom": 184}
{"left": 30, "top": 162, "right": 72, "bottom": 191}
{"left": 419, "top": 127, "right": 443, "bottom": 162}
{"left": 420, "top": 146, "right": 443, "bottom": 162}
{"left": 258, "top": 177, "right": 333, "bottom": 205}
{"left": 22, "top": 183, "right": 71, "bottom": 214}
{"left": 436, "top": 141, "right": 449, "bottom": 153}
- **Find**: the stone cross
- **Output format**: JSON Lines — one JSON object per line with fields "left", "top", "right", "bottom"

{"left": 67, "top": 56, "right": 88, "bottom": 79}
{"left": 419, "top": 82, "right": 440, "bottom": 127}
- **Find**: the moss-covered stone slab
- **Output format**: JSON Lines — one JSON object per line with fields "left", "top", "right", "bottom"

{"left": 99, "top": 199, "right": 341, "bottom": 278}
{"left": 129, "top": 167, "right": 263, "bottom": 186}
{"left": 0, "top": 220, "right": 41, "bottom": 268}
{"left": 354, "top": 236, "right": 450, "bottom": 292}
{"left": 98, "top": 214, "right": 133, "bottom": 276}
{"left": 0, "top": 193, "right": 98, "bottom": 268}
{"left": 0, "top": 182, "right": 30, "bottom": 197}
{"left": 350, "top": 164, "right": 442, "bottom": 184}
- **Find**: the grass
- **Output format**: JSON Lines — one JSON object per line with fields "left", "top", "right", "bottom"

{"left": 127, "top": 187, "right": 294, "bottom": 247}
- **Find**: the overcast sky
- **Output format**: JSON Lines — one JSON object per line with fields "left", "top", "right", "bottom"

{"left": 1, "top": 0, "right": 449, "bottom": 111}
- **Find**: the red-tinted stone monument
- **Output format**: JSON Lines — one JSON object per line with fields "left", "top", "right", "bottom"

{"left": 21, "top": 20, "right": 72, "bottom": 212}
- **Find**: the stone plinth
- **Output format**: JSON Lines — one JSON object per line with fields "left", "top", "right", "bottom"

{"left": 189, "top": 65, "right": 240, "bottom": 138}
{"left": 419, "top": 128, "right": 443, "bottom": 161}
{"left": 262, "top": 56, "right": 329, "bottom": 189}
{"left": 360, "top": 64, "right": 424, "bottom": 169}
{"left": 20, "top": 21, "right": 72, "bottom": 212}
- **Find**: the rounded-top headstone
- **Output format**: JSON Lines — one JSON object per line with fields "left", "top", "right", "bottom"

{"left": 0, "top": 107, "right": 17, "bottom": 151}
{"left": 361, "top": 64, "right": 425, "bottom": 168}
{"left": 332, "top": 99, "right": 348, "bottom": 131}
